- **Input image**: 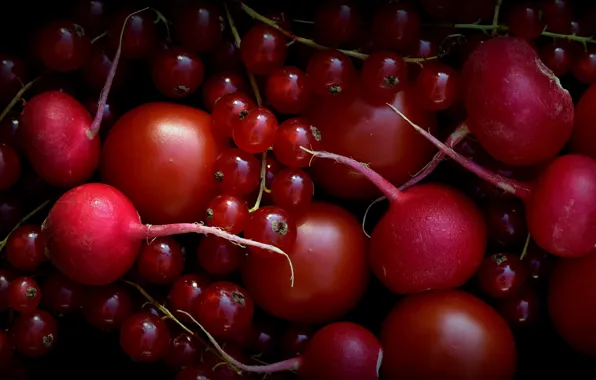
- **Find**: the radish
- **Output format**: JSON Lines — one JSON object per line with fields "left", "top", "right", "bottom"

{"left": 41, "top": 183, "right": 293, "bottom": 286}
{"left": 389, "top": 105, "right": 596, "bottom": 259}
{"left": 18, "top": 9, "right": 147, "bottom": 188}
{"left": 463, "top": 37, "right": 573, "bottom": 166}
{"left": 299, "top": 150, "right": 486, "bottom": 295}
{"left": 400, "top": 37, "right": 574, "bottom": 189}
{"left": 189, "top": 319, "right": 383, "bottom": 380}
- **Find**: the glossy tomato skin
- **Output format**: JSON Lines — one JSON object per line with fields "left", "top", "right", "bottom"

{"left": 242, "top": 202, "right": 369, "bottom": 324}
{"left": 570, "top": 83, "right": 596, "bottom": 159}
{"left": 305, "top": 84, "right": 437, "bottom": 199}
{"left": 100, "top": 103, "right": 228, "bottom": 224}
{"left": 381, "top": 290, "right": 517, "bottom": 379}
{"left": 548, "top": 252, "right": 596, "bottom": 356}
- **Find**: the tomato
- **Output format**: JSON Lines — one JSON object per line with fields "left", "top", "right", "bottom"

{"left": 570, "top": 83, "right": 596, "bottom": 159}
{"left": 241, "top": 202, "right": 369, "bottom": 324}
{"left": 381, "top": 289, "right": 517, "bottom": 379}
{"left": 548, "top": 251, "right": 596, "bottom": 356}
{"left": 304, "top": 84, "right": 437, "bottom": 199}
{"left": 100, "top": 103, "right": 227, "bottom": 224}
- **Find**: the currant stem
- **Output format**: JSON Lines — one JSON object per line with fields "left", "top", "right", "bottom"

{"left": 250, "top": 151, "right": 268, "bottom": 213}
{"left": 178, "top": 310, "right": 302, "bottom": 374}
{"left": 0, "top": 75, "right": 42, "bottom": 125}
{"left": 1, "top": 199, "right": 51, "bottom": 251}
{"left": 137, "top": 222, "right": 294, "bottom": 287}
{"left": 123, "top": 281, "right": 212, "bottom": 352}
{"left": 435, "top": 22, "right": 596, "bottom": 45}
{"left": 91, "top": 31, "right": 107, "bottom": 44}
{"left": 88, "top": 7, "right": 151, "bottom": 139}
{"left": 386, "top": 103, "right": 533, "bottom": 200}
{"left": 225, "top": 1, "right": 268, "bottom": 212}
{"left": 491, "top": 0, "right": 503, "bottom": 37}
{"left": 239, "top": 2, "right": 435, "bottom": 63}
{"left": 520, "top": 233, "right": 532, "bottom": 260}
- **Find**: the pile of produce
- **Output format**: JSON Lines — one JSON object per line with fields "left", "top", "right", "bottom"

{"left": 1, "top": 0, "right": 596, "bottom": 378}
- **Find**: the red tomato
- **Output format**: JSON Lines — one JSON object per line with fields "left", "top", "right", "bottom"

{"left": 570, "top": 83, "right": 596, "bottom": 159}
{"left": 381, "top": 290, "right": 517, "bottom": 379}
{"left": 100, "top": 103, "right": 227, "bottom": 224}
{"left": 242, "top": 202, "right": 369, "bottom": 324}
{"left": 305, "top": 84, "right": 437, "bottom": 199}
{"left": 548, "top": 251, "right": 596, "bottom": 356}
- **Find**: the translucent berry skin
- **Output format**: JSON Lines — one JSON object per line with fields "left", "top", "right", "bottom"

{"left": 233, "top": 107, "right": 279, "bottom": 154}
{"left": 194, "top": 281, "right": 254, "bottom": 340}
{"left": 244, "top": 206, "right": 297, "bottom": 258}
{"left": 197, "top": 236, "right": 246, "bottom": 276}
{"left": 211, "top": 92, "right": 255, "bottom": 138}
{"left": 119, "top": 312, "right": 172, "bottom": 362}
{"left": 371, "top": 2, "right": 421, "bottom": 52}
{"left": 361, "top": 51, "right": 408, "bottom": 100}
{"left": 35, "top": 20, "right": 92, "bottom": 72}
{"left": 136, "top": 236, "right": 185, "bottom": 285}
{"left": 8, "top": 276, "right": 41, "bottom": 314}
{"left": 5, "top": 224, "right": 46, "bottom": 272}
{"left": 265, "top": 66, "right": 312, "bottom": 115}
{"left": 212, "top": 148, "right": 261, "bottom": 196}
{"left": 107, "top": 8, "right": 156, "bottom": 60}
{"left": 240, "top": 25, "right": 288, "bottom": 76}
{"left": 205, "top": 194, "right": 249, "bottom": 234}
{"left": 152, "top": 47, "right": 205, "bottom": 99}
{"left": 306, "top": 50, "right": 356, "bottom": 98}
{"left": 12, "top": 310, "right": 58, "bottom": 358}
{"left": 477, "top": 253, "right": 526, "bottom": 298}
{"left": 272, "top": 118, "right": 323, "bottom": 168}
{"left": 314, "top": 0, "right": 361, "bottom": 48}
{"left": 174, "top": 2, "right": 224, "bottom": 53}
{"left": 271, "top": 168, "right": 315, "bottom": 215}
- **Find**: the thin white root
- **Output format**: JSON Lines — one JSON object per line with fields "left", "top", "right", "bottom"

{"left": 362, "top": 196, "right": 387, "bottom": 238}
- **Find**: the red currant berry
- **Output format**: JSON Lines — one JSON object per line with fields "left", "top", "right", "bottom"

{"left": 84, "top": 284, "right": 132, "bottom": 331}
{"left": 313, "top": 0, "right": 361, "bottom": 48}
{"left": 5, "top": 224, "right": 45, "bottom": 272}
{"left": 168, "top": 274, "right": 211, "bottom": 322}
{"left": 174, "top": 2, "right": 223, "bottom": 53}
{"left": 136, "top": 236, "right": 185, "bottom": 285}
{"left": 306, "top": 50, "right": 356, "bottom": 97}
{"left": 202, "top": 70, "right": 250, "bottom": 112}
{"left": 477, "top": 253, "right": 526, "bottom": 298}
{"left": 371, "top": 2, "right": 420, "bottom": 51}
{"left": 163, "top": 331, "right": 202, "bottom": 369}
{"left": 414, "top": 63, "right": 460, "bottom": 111}
{"left": 240, "top": 25, "right": 287, "bottom": 76}
{"left": 272, "top": 118, "right": 322, "bottom": 168}
{"left": 107, "top": 8, "right": 156, "bottom": 59}
{"left": 120, "top": 312, "right": 171, "bottom": 362}
{"left": 213, "top": 148, "right": 261, "bottom": 196}
{"left": 152, "top": 47, "right": 205, "bottom": 98}
{"left": 195, "top": 281, "right": 254, "bottom": 340}
{"left": 205, "top": 194, "right": 249, "bottom": 234}
{"left": 265, "top": 66, "right": 311, "bottom": 115}
{"left": 41, "top": 271, "right": 86, "bottom": 315}
{"left": 361, "top": 51, "right": 408, "bottom": 100}
{"left": 244, "top": 206, "right": 297, "bottom": 258}
{"left": 507, "top": 3, "right": 546, "bottom": 40}
{"left": 35, "top": 20, "right": 92, "bottom": 72}
{"left": 8, "top": 277, "right": 41, "bottom": 314}
{"left": 197, "top": 236, "right": 246, "bottom": 276}
{"left": 233, "top": 106, "right": 279, "bottom": 154}
{"left": 212, "top": 92, "right": 255, "bottom": 138}
{"left": 271, "top": 168, "right": 314, "bottom": 215}
{"left": 12, "top": 310, "right": 58, "bottom": 357}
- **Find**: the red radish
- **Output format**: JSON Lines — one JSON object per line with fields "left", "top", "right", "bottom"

{"left": 389, "top": 105, "right": 596, "bottom": 259}
{"left": 570, "top": 83, "right": 596, "bottom": 159}
{"left": 400, "top": 37, "right": 574, "bottom": 188}
{"left": 462, "top": 37, "right": 573, "bottom": 166}
{"left": 41, "top": 183, "right": 293, "bottom": 286}
{"left": 186, "top": 317, "right": 382, "bottom": 380}
{"left": 18, "top": 9, "right": 147, "bottom": 188}
{"left": 301, "top": 148, "right": 486, "bottom": 295}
